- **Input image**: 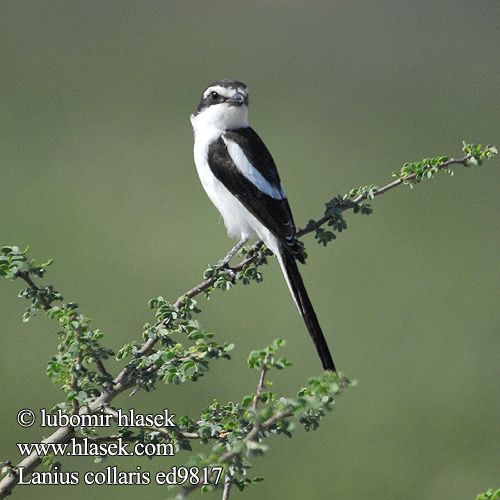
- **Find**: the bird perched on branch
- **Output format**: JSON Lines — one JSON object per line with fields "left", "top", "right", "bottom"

{"left": 190, "top": 79, "right": 336, "bottom": 372}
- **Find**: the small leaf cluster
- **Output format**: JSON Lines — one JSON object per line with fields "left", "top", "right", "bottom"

{"left": 1, "top": 245, "right": 55, "bottom": 278}
{"left": 236, "top": 263, "right": 264, "bottom": 286}
{"left": 197, "top": 400, "right": 251, "bottom": 443}
{"left": 348, "top": 184, "right": 379, "bottom": 202}
{"left": 0, "top": 245, "right": 54, "bottom": 281}
{"left": 462, "top": 142, "right": 498, "bottom": 167}
{"left": 116, "top": 296, "right": 233, "bottom": 390}
{"left": 40, "top": 454, "right": 62, "bottom": 473}
{"left": 477, "top": 489, "right": 500, "bottom": 500}
{"left": 1, "top": 245, "right": 60, "bottom": 319}
{"left": 0, "top": 245, "right": 29, "bottom": 278}
{"left": 394, "top": 155, "right": 451, "bottom": 185}
{"left": 392, "top": 143, "right": 497, "bottom": 187}
{"left": 309, "top": 191, "right": 372, "bottom": 247}
{"left": 247, "top": 338, "right": 291, "bottom": 371}
{"left": 203, "top": 245, "right": 271, "bottom": 296}
{"left": 46, "top": 303, "right": 113, "bottom": 403}
{"left": 231, "top": 476, "right": 265, "bottom": 492}
{"left": 203, "top": 265, "right": 239, "bottom": 292}
{"left": 294, "top": 372, "right": 349, "bottom": 431}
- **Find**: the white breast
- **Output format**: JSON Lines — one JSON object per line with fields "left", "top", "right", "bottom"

{"left": 190, "top": 121, "right": 249, "bottom": 238}
{"left": 190, "top": 113, "right": 281, "bottom": 256}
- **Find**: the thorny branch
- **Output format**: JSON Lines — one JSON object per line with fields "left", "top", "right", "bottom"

{"left": 0, "top": 148, "right": 495, "bottom": 499}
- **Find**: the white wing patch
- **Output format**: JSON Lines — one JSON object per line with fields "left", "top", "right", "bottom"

{"left": 223, "top": 137, "right": 286, "bottom": 200}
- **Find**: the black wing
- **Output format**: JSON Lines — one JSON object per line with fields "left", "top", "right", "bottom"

{"left": 207, "top": 127, "right": 304, "bottom": 262}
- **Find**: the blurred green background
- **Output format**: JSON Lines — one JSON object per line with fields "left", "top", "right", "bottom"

{"left": 1, "top": 1, "right": 499, "bottom": 499}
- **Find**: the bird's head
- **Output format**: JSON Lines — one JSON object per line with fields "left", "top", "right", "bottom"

{"left": 191, "top": 79, "right": 249, "bottom": 132}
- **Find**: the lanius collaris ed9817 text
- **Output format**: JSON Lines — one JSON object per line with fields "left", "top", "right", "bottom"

{"left": 190, "top": 79, "right": 335, "bottom": 372}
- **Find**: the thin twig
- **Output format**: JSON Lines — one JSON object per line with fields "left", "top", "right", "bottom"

{"left": 222, "top": 473, "right": 233, "bottom": 500}
{"left": 253, "top": 356, "right": 270, "bottom": 410}
{"left": 219, "top": 408, "right": 295, "bottom": 465}
{"left": 15, "top": 271, "right": 52, "bottom": 310}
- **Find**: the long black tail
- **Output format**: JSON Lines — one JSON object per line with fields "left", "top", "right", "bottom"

{"left": 277, "top": 248, "right": 336, "bottom": 372}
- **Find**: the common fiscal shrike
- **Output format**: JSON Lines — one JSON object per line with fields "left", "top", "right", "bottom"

{"left": 190, "top": 79, "right": 336, "bottom": 372}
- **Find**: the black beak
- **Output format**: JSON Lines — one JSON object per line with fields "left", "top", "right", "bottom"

{"left": 228, "top": 92, "right": 246, "bottom": 106}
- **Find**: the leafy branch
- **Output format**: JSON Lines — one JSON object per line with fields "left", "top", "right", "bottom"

{"left": 173, "top": 342, "right": 349, "bottom": 499}
{"left": 477, "top": 488, "right": 500, "bottom": 500}
{"left": 0, "top": 142, "right": 497, "bottom": 499}
{"left": 302, "top": 143, "right": 497, "bottom": 246}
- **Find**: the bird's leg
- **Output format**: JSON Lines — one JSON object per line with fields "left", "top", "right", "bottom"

{"left": 221, "top": 237, "right": 249, "bottom": 267}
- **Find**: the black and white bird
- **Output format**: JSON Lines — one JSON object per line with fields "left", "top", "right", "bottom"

{"left": 190, "top": 79, "right": 336, "bottom": 372}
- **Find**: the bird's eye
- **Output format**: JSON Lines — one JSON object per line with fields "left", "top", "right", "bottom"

{"left": 209, "top": 91, "right": 220, "bottom": 100}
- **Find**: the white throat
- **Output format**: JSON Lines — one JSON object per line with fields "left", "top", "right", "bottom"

{"left": 190, "top": 102, "right": 249, "bottom": 137}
